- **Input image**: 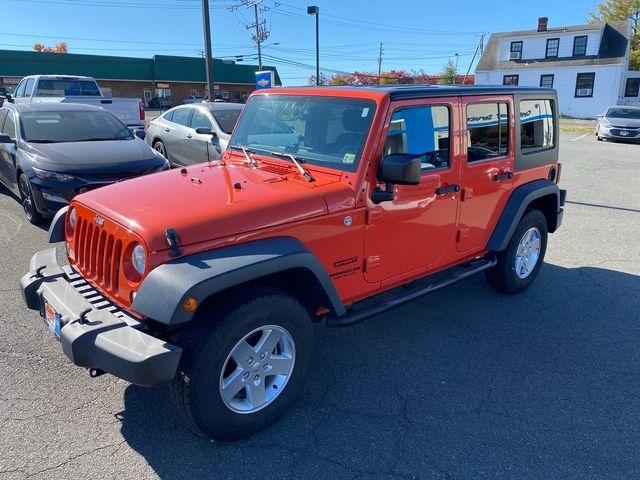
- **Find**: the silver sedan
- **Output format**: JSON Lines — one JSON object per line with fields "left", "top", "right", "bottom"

{"left": 596, "top": 106, "right": 640, "bottom": 142}
{"left": 146, "top": 102, "right": 243, "bottom": 166}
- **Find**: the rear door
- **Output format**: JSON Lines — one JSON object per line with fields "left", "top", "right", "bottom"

{"left": 364, "top": 97, "right": 461, "bottom": 284}
{"left": 163, "top": 107, "right": 193, "bottom": 166}
{"left": 457, "top": 96, "right": 514, "bottom": 253}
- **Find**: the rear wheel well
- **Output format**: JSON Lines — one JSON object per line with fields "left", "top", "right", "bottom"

{"left": 192, "top": 268, "right": 332, "bottom": 325}
{"left": 526, "top": 193, "right": 558, "bottom": 232}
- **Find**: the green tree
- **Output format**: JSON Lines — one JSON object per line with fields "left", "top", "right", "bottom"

{"left": 589, "top": 0, "right": 640, "bottom": 70}
{"left": 438, "top": 59, "right": 457, "bottom": 84}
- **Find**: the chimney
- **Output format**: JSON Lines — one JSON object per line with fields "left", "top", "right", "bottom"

{"left": 537, "top": 17, "right": 549, "bottom": 32}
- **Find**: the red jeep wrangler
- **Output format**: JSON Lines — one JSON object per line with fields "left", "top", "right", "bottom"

{"left": 21, "top": 85, "right": 566, "bottom": 440}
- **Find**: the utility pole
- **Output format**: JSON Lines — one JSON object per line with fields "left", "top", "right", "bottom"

{"left": 462, "top": 34, "right": 484, "bottom": 85}
{"left": 377, "top": 42, "right": 383, "bottom": 84}
{"left": 253, "top": 2, "right": 262, "bottom": 70}
{"left": 201, "top": 0, "right": 215, "bottom": 100}
{"left": 453, "top": 53, "right": 459, "bottom": 84}
{"left": 240, "top": 0, "right": 269, "bottom": 71}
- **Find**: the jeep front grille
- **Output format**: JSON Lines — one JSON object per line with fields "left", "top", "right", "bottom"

{"left": 75, "top": 215, "right": 122, "bottom": 295}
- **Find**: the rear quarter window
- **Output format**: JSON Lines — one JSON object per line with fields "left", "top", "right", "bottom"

{"left": 520, "top": 99, "right": 555, "bottom": 153}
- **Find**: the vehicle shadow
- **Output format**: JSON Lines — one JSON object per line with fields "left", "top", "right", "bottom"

{"left": 0, "top": 187, "right": 51, "bottom": 232}
{"left": 118, "top": 262, "right": 640, "bottom": 479}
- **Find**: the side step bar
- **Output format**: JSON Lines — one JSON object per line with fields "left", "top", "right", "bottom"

{"left": 326, "top": 255, "right": 497, "bottom": 327}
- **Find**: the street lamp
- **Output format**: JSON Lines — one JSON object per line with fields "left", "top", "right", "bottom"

{"left": 307, "top": 6, "right": 320, "bottom": 85}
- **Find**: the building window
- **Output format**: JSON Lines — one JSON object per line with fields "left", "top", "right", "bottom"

{"left": 510, "top": 41, "right": 523, "bottom": 60}
{"left": 573, "top": 36, "right": 588, "bottom": 56}
{"left": 520, "top": 99, "right": 555, "bottom": 153}
{"left": 540, "top": 74, "right": 554, "bottom": 88}
{"left": 624, "top": 78, "right": 640, "bottom": 97}
{"left": 545, "top": 38, "right": 559, "bottom": 58}
{"left": 503, "top": 75, "right": 519, "bottom": 86}
{"left": 575, "top": 73, "right": 595, "bottom": 97}
{"left": 466, "top": 103, "right": 509, "bottom": 162}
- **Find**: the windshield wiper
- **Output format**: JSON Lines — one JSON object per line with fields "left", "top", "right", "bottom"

{"left": 228, "top": 145, "right": 258, "bottom": 167}
{"left": 77, "top": 137, "right": 124, "bottom": 142}
{"left": 27, "top": 139, "right": 57, "bottom": 143}
{"left": 270, "top": 151, "right": 315, "bottom": 182}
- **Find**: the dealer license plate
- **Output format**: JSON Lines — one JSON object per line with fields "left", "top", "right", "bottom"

{"left": 44, "top": 301, "right": 61, "bottom": 337}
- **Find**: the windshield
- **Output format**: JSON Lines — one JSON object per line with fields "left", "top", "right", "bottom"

{"left": 229, "top": 95, "right": 376, "bottom": 172}
{"left": 36, "top": 79, "right": 101, "bottom": 97}
{"left": 212, "top": 109, "right": 241, "bottom": 134}
{"left": 606, "top": 108, "right": 640, "bottom": 119}
{"left": 21, "top": 110, "right": 134, "bottom": 143}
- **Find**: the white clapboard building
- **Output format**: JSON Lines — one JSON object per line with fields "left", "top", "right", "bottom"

{"left": 475, "top": 17, "right": 640, "bottom": 118}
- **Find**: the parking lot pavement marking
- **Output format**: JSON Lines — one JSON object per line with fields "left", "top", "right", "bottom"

{"left": 570, "top": 133, "right": 590, "bottom": 142}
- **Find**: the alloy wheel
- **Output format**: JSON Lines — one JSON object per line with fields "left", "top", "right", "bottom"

{"left": 514, "top": 227, "right": 541, "bottom": 279}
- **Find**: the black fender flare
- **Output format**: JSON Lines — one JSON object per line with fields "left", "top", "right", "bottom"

{"left": 48, "top": 205, "right": 68, "bottom": 243}
{"left": 131, "top": 236, "right": 346, "bottom": 326}
{"left": 486, "top": 179, "right": 561, "bottom": 252}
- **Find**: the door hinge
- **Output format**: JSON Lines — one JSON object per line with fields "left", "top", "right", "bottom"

{"left": 365, "top": 209, "right": 383, "bottom": 225}
{"left": 457, "top": 228, "right": 470, "bottom": 242}
{"left": 364, "top": 255, "right": 381, "bottom": 272}
{"left": 461, "top": 188, "right": 473, "bottom": 201}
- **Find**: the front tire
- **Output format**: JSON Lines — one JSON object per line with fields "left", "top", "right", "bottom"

{"left": 153, "top": 140, "right": 167, "bottom": 159}
{"left": 18, "top": 173, "right": 43, "bottom": 225}
{"left": 485, "top": 209, "right": 548, "bottom": 294}
{"left": 171, "top": 287, "right": 313, "bottom": 441}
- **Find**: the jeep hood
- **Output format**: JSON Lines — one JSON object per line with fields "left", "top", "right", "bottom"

{"left": 77, "top": 162, "right": 345, "bottom": 252}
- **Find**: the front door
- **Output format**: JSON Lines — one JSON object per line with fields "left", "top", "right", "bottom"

{"left": 188, "top": 108, "right": 222, "bottom": 163}
{"left": 457, "top": 96, "right": 514, "bottom": 253}
{"left": 0, "top": 110, "right": 18, "bottom": 191}
{"left": 364, "top": 97, "right": 461, "bottom": 284}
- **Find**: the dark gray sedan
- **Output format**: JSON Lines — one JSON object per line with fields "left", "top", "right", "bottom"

{"left": 146, "top": 102, "right": 243, "bottom": 166}
{"left": 0, "top": 103, "right": 169, "bottom": 224}
{"left": 596, "top": 106, "right": 640, "bottom": 142}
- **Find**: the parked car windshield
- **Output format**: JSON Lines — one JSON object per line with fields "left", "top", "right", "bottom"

{"left": 20, "top": 110, "right": 134, "bottom": 143}
{"left": 230, "top": 95, "right": 376, "bottom": 173}
{"left": 35, "top": 80, "right": 101, "bottom": 97}
{"left": 606, "top": 108, "right": 640, "bottom": 119}
{"left": 211, "top": 109, "right": 241, "bottom": 134}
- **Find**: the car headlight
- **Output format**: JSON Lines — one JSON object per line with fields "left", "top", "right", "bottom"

{"left": 68, "top": 207, "right": 77, "bottom": 230}
{"left": 132, "top": 243, "right": 146, "bottom": 275}
{"left": 32, "top": 167, "right": 75, "bottom": 182}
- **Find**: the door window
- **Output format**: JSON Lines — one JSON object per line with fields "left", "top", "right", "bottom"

{"left": 190, "top": 109, "right": 213, "bottom": 130}
{"left": 3, "top": 111, "right": 17, "bottom": 138}
{"left": 0, "top": 110, "right": 7, "bottom": 131}
{"left": 384, "top": 105, "right": 450, "bottom": 170}
{"left": 466, "top": 103, "right": 509, "bottom": 162}
{"left": 171, "top": 108, "right": 192, "bottom": 127}
{"left": 14, "top": 81, "right": 26, "bottom": 98}
{"left": 23, "top": 79, "right": 35, "bottom": 97}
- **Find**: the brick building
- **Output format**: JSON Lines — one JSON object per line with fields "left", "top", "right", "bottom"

{"left": 0, "top": 49, "right": 281, "bottom": 107}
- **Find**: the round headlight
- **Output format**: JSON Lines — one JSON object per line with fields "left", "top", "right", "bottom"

{"left": 68, "top": 207, "right": 77, "bottom": 230}
{"left": 132, "top": 243, "right": 146, "bottom": 275}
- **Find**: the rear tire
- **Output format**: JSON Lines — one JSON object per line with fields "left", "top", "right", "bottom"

{"left": 170, "top": 287, "right": 313, "bottom": 441}
{"left": 485, "top": 209, "right": 548, "bottom": 294}
{"left": 153, "top": 140, "right": 167, "bottom": 159}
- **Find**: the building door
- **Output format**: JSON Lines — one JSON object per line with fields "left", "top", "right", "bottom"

{"left": 364, "top": 97, "right": 461, "bottom": 284}
{"left": 457, "top": 96, "right": 514, "bottom": 253}
{"left": 143, "top": 89, "right": 152, "bottom": 107}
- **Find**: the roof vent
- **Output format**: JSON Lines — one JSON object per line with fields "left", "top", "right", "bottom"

{"left": 537, "top": 17, "right": 549, "bottom": 32}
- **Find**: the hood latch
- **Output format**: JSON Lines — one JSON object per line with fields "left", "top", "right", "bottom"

{"left": 165, "top": 227, "right": 182, "bottom": 257}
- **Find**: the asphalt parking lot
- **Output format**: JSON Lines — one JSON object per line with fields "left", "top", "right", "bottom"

{"left": 1, "top": 132, "right": 639, "bottom": 479}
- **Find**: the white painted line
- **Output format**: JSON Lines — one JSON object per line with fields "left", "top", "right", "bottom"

{"left": 571, "top": 133, "right": 589, "bottom": 142}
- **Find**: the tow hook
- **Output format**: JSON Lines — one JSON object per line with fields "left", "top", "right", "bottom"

{"left": 88, "top": 368, "right": 106, "bottom": 378}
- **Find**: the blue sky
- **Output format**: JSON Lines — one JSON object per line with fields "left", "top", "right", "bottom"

{"left": 2, "top": 0, "right": 600, "bottom": 85}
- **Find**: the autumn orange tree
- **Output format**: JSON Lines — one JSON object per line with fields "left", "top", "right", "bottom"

{"left": 33, "top": 42, "right": 68, "bottom": 53}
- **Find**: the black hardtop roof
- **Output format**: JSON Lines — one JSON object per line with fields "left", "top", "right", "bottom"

{"left": 292, "top": 84, "right": 556, "bottom": 100}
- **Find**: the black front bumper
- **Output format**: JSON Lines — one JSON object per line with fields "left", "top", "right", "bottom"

{"left": 20, "top": 248, "right": 182, "bottom": 387}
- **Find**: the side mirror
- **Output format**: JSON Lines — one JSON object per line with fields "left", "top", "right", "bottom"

{"left": 134, "top": 128, "right": 145, "bottom": 140}
{"left": 0, "top": 133, "right": 16, "bottom": 144}
{"left": 372, "top": 153, "right": 421, "bottom": 204}
{"left": 597, "top": 114, "right": 603, "bottom": 118}
{"left": 5, "top": 94, "right": 14, "bottom": 104}
{"left": 195, "top": 127, "right": 217, "bottom": 137}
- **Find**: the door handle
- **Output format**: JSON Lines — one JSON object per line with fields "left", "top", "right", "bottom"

{"left": 164, "top": 128, "right": 170, "bottom": 132}
{"left": 493, "top": 171, "right": 513, "bottom": 181}
{"left": 435, "top": 184, "right": 460, "bottom": 195}
{"left": 186, "top": 134, "right": 192, "bottom": 139}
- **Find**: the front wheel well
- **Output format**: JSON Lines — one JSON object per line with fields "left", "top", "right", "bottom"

{"left": 192, "top": 268, "right": 333, "bottom": 324}
{"left": 526, "top": 193, "right": 559, "bottom": 232}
